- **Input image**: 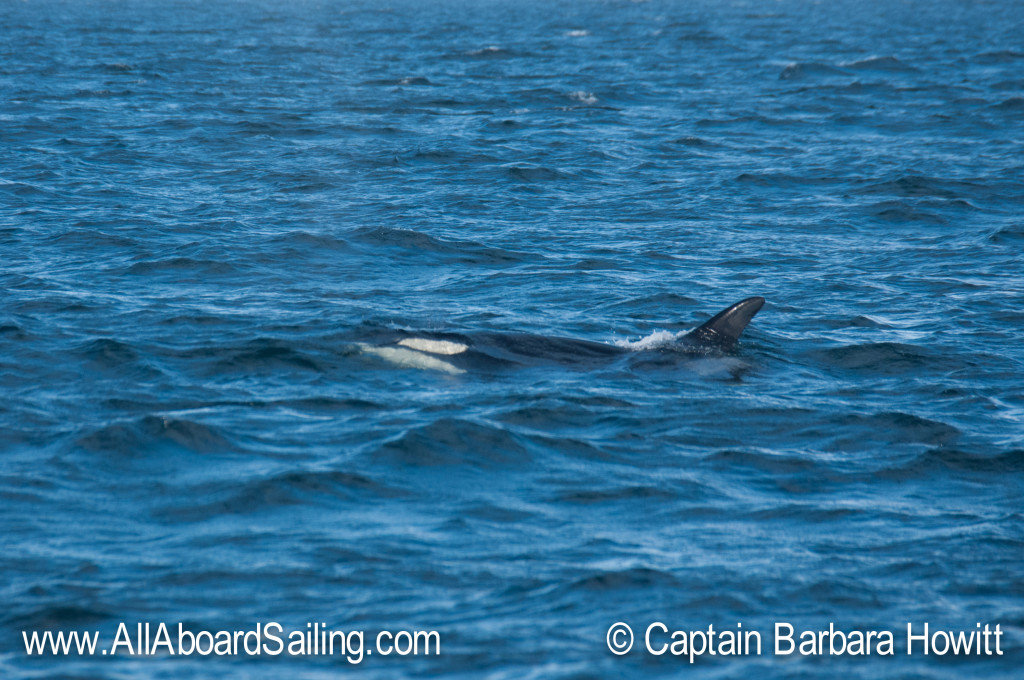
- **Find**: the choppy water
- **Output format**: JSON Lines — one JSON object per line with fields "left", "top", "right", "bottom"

{"left": 2, "top": 0, "right": 1023, "bottom": 677}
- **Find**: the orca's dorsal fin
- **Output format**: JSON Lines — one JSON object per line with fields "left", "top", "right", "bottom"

{"left": 684, "top": 296, "right": 765, "bottom": 350}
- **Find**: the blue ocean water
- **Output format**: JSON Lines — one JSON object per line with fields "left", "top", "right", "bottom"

{"left": 2, "top": 0, "right": 1023, "bottom": 677}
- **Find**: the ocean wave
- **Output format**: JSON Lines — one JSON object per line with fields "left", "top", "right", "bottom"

{"left": 126, "top": 257, "right": 241, "bottom": 277}
{"left": 779, "top": 61, "right": 849, "bottom": 80}
{"left": 211, "top": 339, "right": 323, "bottom": 374}
{"left": 6, "top": 604, "right": 111, "bottom": 631}
{"left": 877, "top": 447, "right": 1024, "bottom": 480}
{"left": 369, "top": 418, "right": 530, "bottom": 469}
{"left": 504, "top": 165, "right": 568, "bottom": 182}
{"left": 988, "top": 225, "right": 1024, "bottom": 243}
{"left": 461, "top": 502, "right": 536, "bottom": 523}
{"left": 0, "top": 322, "right": 28, "bottom": 339}
{"left": 75, "top": 338, "right": 165, "bottom": 379}
{"left": 266, "top": 230, "right": 353, "bottom": 253}
{"left": 465, "top": 45, "right": 515, "bottom": 58}
{"left": 351, "top": 226, "right": 533, "bottom": 264}
{"left": 359, "top": 76, "right": 434, "bottom": 86}
{"left": 77, "top": 338, "right": 141, "bottom": 365}
{"left": 554, "top": 483, "right": 689, "bottom": 504}
{"left": 809, "top": 342, "right": 951, "bottom": 374}
{"left": 705, "top": 449, "right": 820, "bottom": 476}
{"left": 820, "top": 315, "right": 892, "bottom": 329}
{"left": 991, "top": 96, "right": 1024, "bottom": 110}
{"left": 75, "top": 415, "right": 236, "bottom": 456}
{"left": 864, "top": 200, "right": 948, "bottom": 225}
{"left": 855, "top": 175, "right": 979, "bottom": 199}
{"left": 839, "top": 412, "right": 961, "bottom": 447}
{"left": 4, "top": 1, "right": 1023, "bottom": 675}
{"left": 568, "top": 567, "right": 680, "bottom": 591}
{"left": 157, "top": 469, "right": 406, "bottom": 521}
{"left": 842, "top": 55, "right": 917, "bottom": 71}
{"left": 973, "top": 49, "right": 1024, "bottom": 64}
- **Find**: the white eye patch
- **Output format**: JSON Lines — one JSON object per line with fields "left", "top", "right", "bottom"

{"left": 357, "top": 343, "right": 465, "bottom": 375}
{"left": 397, "top": 338, "right": 468, "bottom": 355}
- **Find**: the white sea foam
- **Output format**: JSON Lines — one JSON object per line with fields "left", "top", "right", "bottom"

{"left": 568, "top": 90, "right": 598, "bottom": 105}
{"left": 565, "top": 29, "right": 589, "bottom": 37}
{"left": 613, "top": 329, "right": 685, "bottom": 351}
{"left": 468, "top": 46, "right": 502, "bottom": 56}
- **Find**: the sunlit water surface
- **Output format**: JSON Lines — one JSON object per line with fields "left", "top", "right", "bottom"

{"left": 2, "top": 0, "right": 1023, "bottom": 677}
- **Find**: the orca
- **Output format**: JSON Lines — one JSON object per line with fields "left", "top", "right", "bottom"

{"left": 356, "top": 296, "right": 765, "bottom": 375}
